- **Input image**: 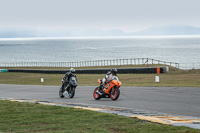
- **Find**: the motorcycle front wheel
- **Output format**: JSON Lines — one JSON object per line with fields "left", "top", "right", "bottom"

{"left": 93, "top": 87, "right": 101, "bottom": 100}
{"left": 110, "top": 86, "right": 120, "bottom": 101}
{"left": 68, "top": 87, "right": 75, "bottom": 98}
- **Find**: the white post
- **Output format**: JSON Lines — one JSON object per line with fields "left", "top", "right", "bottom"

{"left": 155, "top": 76, "right": 159, "bottom": 82}
{"left": 41, "top": 78, "right": 44, "bottom": 82}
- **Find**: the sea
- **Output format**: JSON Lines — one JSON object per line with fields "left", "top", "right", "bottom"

{"left": 0, "top": 35, "right": 200, "bottom": 67}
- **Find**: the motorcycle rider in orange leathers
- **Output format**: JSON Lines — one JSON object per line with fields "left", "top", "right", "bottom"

{"left": 96, "top": 68, "right": 119, "bottom": 95}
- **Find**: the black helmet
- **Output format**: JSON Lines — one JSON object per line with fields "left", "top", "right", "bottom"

{"left": 70, "top": 68, "right": 75, "bottom": 74}
{"left": 111, "top": 68, "right": 117, "bottom": 75}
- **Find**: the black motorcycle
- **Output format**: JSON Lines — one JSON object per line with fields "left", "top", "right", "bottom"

{"left": 59, "top": 76, "right": 78, "bottom": 98}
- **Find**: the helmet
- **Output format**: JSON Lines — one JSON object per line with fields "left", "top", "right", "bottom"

{"left": 110, "top": 68, "right": 117, "bottom": 75}
{"left": 70, "top": 68, "right": 75, "bottom": 74}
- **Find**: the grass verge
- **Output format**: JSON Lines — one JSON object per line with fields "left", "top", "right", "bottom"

{"left": 0, "top": 65, "right": 200, "bottom": 87}
{"left": 0, "top": 100, "right": 199, "bottom": 133}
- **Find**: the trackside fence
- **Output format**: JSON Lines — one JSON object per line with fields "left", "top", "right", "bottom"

{"left": 0, "top": 58, "right": 199, "bottom": 70}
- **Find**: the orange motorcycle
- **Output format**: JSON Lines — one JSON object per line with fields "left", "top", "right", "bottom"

{"left": 93, "top": 79, "right": 122, "bottom": 100}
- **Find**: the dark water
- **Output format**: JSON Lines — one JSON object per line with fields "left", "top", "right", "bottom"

{"left": 0, "top": 36, "right": 200, "bottom": 64}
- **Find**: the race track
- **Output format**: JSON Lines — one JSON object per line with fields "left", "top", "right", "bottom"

{"left": 0, "top": 84, "right": 200, "bottom": 118}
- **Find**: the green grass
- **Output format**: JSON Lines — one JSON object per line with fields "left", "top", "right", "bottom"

{"left": 0, "top": 100, "right": 199, "bottom": 133}
{"left": 0, "top": 65, "right": 200, "bottom": 87}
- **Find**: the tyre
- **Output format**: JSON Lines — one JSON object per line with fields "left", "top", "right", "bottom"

{"left": 93, "top": 87, "right": 101, "bottom": 100}
{"left": 59, "top": 87, "right": 64, "bottom": 98}
{"left": 68, "top": 87, "right": 75, "bottom": 98}
{"left": 110, "top": 86, "right": 120, "bottom": 101}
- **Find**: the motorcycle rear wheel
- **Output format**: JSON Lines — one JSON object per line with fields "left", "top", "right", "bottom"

{"left": 59, "top": 87, "right": 64, "bottom": 98}
{"left": 110, "top": 86, "right": 120, "bottom": 101}
{"left": 93, "top": 87, "right": 101, "bottom": 100}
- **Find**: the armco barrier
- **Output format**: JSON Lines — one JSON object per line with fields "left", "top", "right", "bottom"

{"left": 7, "top": 67, "right": 168, "bottom": 74}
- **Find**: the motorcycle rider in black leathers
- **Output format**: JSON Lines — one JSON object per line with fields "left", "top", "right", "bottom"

{"left": 61, "top": 68, "right": 77, "bottom": 92}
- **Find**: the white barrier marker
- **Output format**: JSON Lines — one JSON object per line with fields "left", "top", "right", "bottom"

{"left": 155, "top": 76, "right": 159, "bottom": 82}
{"left": 41, "top": 78, "right": 44, "bottom": 82}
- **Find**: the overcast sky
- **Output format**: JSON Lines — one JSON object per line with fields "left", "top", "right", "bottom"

{"left": 0, "top": 0, "right": 200, "bottom": 33}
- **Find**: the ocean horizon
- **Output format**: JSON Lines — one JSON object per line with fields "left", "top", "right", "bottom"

{"left": 0, "top": 35, "right": 200, "bottom": 68}
{"left": 1, "top": 35, "right": 200, "bottom": 40}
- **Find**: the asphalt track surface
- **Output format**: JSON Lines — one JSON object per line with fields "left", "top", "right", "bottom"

{"left": 0, "top": 84, "right": 200, "bottom": 118}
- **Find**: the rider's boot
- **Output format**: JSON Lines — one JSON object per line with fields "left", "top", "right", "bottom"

{"left": 96, "top": 84, "right": 105, "bottom": 95}
{"left": 62, "top": 82, "right": 68, "bottom": 92}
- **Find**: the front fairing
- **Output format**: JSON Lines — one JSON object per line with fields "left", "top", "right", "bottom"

{"left": 105, "top": 80, "right": 122, "bottom": 87}
{"left": 69, "top": 76, "right": 78, "bottom": 87}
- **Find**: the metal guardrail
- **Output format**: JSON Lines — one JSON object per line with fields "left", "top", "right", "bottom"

{"left": 179, "top": 62, "right": 200, "bottom": 70}
{"left": 0, "top": 58, "right": 199, "bottom": 70}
